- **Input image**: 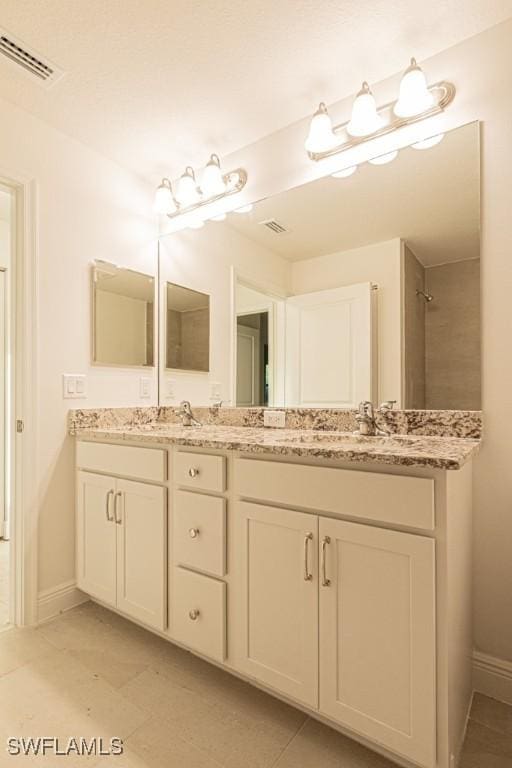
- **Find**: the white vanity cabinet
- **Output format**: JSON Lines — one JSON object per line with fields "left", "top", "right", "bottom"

{"left": 76, "top": 444, "right": 168, "bottom": 631}
{"left": 75, "top": 438, "right": 473, "bottom": 768}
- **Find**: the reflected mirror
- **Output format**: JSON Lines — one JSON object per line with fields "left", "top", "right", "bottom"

{"left": 231, "top": 122, "right": 480, "bottom": 410}
{"left": 166, "top": 282, "right": 210, "bottom": 372}
{"left": 92, "top": 262, "right": 155, "bottom": 367}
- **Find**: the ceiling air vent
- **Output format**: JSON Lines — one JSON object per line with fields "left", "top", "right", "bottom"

{"left": 260, "top": 219, "right": 289, "bottom": 234}
{"left": 0, "top": 28, "right": 63, "bottom": 86}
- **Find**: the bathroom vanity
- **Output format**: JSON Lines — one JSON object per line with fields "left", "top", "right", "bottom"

{"left": 72, "top": 416, "right": 478, "bottom": 768}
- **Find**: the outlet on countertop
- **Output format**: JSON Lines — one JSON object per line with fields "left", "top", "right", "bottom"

{"left": 263, "top": 410, "right": 286, "bottom": 428}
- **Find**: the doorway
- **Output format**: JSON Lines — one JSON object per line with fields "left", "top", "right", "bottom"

{"left": 236, "top": 311, "right": 269, "bottom": 407}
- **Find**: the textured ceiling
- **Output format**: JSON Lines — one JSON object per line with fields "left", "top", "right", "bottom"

{"left": 225, "top": 122, "right": 480, "bottom": 267}
{"left": 0, "top": 1, "right": 511, "bottom": 184}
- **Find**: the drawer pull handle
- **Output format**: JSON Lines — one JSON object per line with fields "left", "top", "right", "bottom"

{"left": 114, "top": 491, "right": 123, "bottom": 525}
{"left": 189, "top": 609, "right": 200, "bottom": 621}
{"left": 304, "top": 533, "right": 313, "bottom": 581}
{"left": 321, "top": 536, "right": 331, "bottom": 587}
{"left": 189, "top": 527, "right": 200, "bottom": 539}
{"left": 188, "top": 468, "right": 200, "bottom": 478}
{"left": 105, "top": 489, "right": 115, "bottom": 522}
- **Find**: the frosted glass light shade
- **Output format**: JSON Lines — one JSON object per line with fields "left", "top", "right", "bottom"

{"left": 305, "top": 103, "right": 340, "bottom": 153}
{"left": 331, "top": 166, "right": 357, "bottom": 178}
{"left": 201, "top": 154, "right": 226, "bottom": 197}
{"left": 153, "top": 179, "right": 175, "bottom": 214}
{"left": 394, "top": 59, "right": 434, "bottom": 118}
{"left": 234, "top": 204, "right": 253, "bottom": 213}
{"left": 176, "top": 167, "right": 200, "bottom": 206}
{"left": 347, "top": 82, "right": 383, "bottom": 137}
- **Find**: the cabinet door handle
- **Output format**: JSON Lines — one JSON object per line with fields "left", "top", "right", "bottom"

{"left": 188, "top": 467, "right": 200, "bottom": 478}
{"left": 303, "top": 533, "right": 313, "bottom": 581}
{"left": 189, "top": 527, "right": 200, "bottom": 539}
{"left": 321, "top": 536, "right": 331, "bottom": 587}
{"left": 189, "top": 609, "right": 200, "bottom": 621}
{"left": 114, "top": 491, "right": 123, "bottom": 525}
{"left": 105, "top": 490, "right": 114, "bottom": 522}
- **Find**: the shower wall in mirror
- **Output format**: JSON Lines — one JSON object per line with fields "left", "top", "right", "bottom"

{"left": 158, "top": 121, "right": 480, "bottom": 410}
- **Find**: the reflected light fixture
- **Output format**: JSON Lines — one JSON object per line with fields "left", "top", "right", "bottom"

{"left": 412, "top": 133, "right": 445, "bottom": 150}
{"left": 347, "top": 82, "right": 383, "bottom": 137}
{"left": 394, "top": 58, "right": 434, "bottom": 117}
{"left": 154, "top": 154, "right": 248, "bottom": 225}
{"left": 188, "top": 218, "right": 205, "bottom": 230}
{"left": 305, "top": 57, "right": 454, "bottom": 163}
{"left": 234, "top": 204, "right": 253, "bottom": 213}
{"left": 331, "top": 165, "right": 357, "bottom": 178}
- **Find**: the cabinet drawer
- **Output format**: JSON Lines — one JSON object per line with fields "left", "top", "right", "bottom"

{"left": 174, "top": 451, "right": 226, "bottom": 493}
{"left": 76, "top": 441, "right": 167, "bottom": 483}
{"left": 235, "top": 458, "right": 434, "bottom": 531}
{"left": 172, "top": 567, "right": 226, "bottom": 662}
{"left": 174, "top": 491, "right": 226, "bottom": 577}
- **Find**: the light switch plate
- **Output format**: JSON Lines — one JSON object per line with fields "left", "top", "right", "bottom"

{"left": 263, "top": 410, "right": 286, "bottom": 428}
{"left": 140, "top": 377, "right": 151, "bottom": 399}
{"left": 63, "top": 374, "right": 87, "bottom": 399}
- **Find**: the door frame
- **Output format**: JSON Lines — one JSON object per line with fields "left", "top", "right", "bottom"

{"left": 0, "top": 169, "right": 38, "bottom": 627}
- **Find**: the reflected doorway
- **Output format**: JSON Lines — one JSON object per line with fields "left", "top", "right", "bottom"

{"left": 236, "top": 312, "right": 269, "bottom": 407}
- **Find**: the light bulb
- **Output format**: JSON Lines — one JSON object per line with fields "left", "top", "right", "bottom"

{"left": 394, "top": 58, "right": 434, "bottom": 118}
{"left": 331, "top": 166, "right": 357, "bottom": 179}
{"left": 369, "top": 151, "right": 398, "bottom": 165}
{"left": 176, "top": 166, "right": 200, "bottom": 206}
{"left": 234, "top": 204, "right": 253, "bottom": 213}
{"left": 212, "top": 213, "right": 227, "bottom": 221}
{"left": 411, "top": 133, "right": 445, "bottom": 150}
{"left": 347, "top": 82, "right": 384, "bottom": 137}
{"left": 201, "top": 154, "right": 226, "bottom": 197}
{"left": 153, "top": 178, "right": 175, "bottom": 214}
{"left": 305, "top": 103, "right": 340, "bottom": 153}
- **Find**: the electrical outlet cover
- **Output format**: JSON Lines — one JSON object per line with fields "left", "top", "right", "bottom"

{"left": 263, "top": 410, "right": 286, "bottom": 428}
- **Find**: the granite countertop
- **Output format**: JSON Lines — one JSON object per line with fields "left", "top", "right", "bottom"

{"left": 72, "top": 423, "right": 480, "bottom": 470}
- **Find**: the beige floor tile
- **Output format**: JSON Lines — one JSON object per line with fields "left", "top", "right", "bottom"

{"left": 471, "top": 693, "right": 512, "bottom": 737}
{"left": 460, "top": 719, "right": 512, "bottom": 767}
{"left": 127, "top": 717, "right": 224, "bottom": 768}
{"left": 0, "top": 626, "right": 55, "bottom": 676}
{"left": 0, "top": 648, "right": 150, "bottom": 758}
{"left": 274, "top": 718, "right": 398, "bottom": 768}
{"left": 121, "top": 667, "right": 305, "bottom": 768}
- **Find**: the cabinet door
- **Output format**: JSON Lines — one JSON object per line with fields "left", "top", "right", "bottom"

{"left": 319, "top": 517, "right": 436, "bottom": 768}
{"left": 234, "top": 501, "right": 318, "bottom": 707}
{"left": 115, "top": 478, "right": 167, "bottom": 631}
{"left": 76, "top": 471, "right": 117, "bottom": 606}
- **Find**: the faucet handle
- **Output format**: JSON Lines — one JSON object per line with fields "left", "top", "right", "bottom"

{"left": 358, "top": 400, "right": 374, "bottom": 418}
{"left": 379, "top": 400, "right": 397, "bottom": 411}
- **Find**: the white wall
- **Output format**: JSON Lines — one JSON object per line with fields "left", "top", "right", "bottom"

{"left": 0, "top": 95, "right": 157, "bottom": 596}
{"left": 159, "top": 18, "right": 512, "bottom": 667}
{"left": 291, "top": 239, "right": 402, "bottom": 406}
{"left": 159, "top": 223, "right": 289, "bottom": 405}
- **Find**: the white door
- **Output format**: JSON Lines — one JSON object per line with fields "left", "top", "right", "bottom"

{"left": 0, "top": 270, "right": 5, "bottom": 538}
{"left": 286, "top": 282, "right": 374, "bottom": 407}
{"left": 233, "top": 501, "right": 318, "bottom": 707}
{"left": 319, "top": 517, "right": 436, "bottom": 768}
{"left": 116, "top": 478, "right": 167, "bottom": 631}
{"left": 76, "top": 472, "right": 117, "bottom": 606}
{"left": 236, "top": 324, "right": 261, "bottom": 406}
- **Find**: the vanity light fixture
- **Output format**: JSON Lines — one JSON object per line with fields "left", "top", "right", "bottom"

{"left": 154, "top": 154, "right": 248, "bottom": 223}
{"left": 305, "top": 57, "right": 455, "bottom": 162}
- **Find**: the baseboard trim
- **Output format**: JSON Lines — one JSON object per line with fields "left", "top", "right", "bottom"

{"left": 473, "top": 651, "right": 512, "bottom": 705}
{"left": 37, "top": 580, "right": 89, "bottom": 623}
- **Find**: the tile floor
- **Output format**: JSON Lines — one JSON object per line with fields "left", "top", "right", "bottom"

{"left": 0, "top": 540, "right": 9, "bottom": 628}
{"left": 0, "top": 601, "right": 510, "bottom": 766}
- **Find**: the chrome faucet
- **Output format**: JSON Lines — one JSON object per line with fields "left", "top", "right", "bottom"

{"left": 177, "top": 400, "right": 202, "bottom": 427}
{"left": 354, "top": 400, "right": 395, "bottom": 436}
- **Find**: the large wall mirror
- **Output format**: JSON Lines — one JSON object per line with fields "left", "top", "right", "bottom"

{"left": 165, "top": 282, "right": 210, "bottom": 372}
{"left": 92, "top": 261, "right": 155, "bottom": 367}
{"left": 230, "top": 122, "right": 480, "bottom": 410}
